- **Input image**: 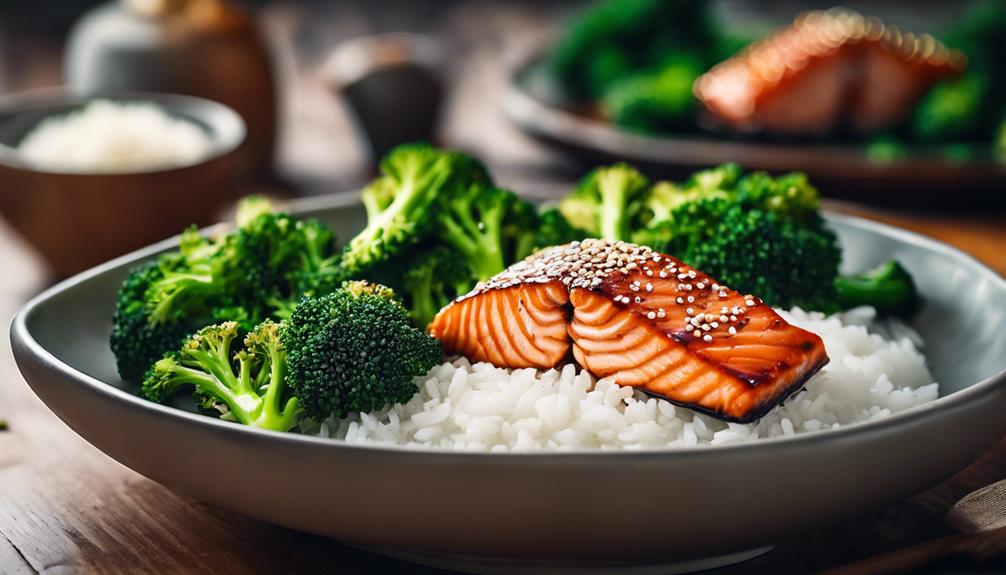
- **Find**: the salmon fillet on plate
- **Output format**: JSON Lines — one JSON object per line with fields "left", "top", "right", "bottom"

{"left": 429, "top": 239, "right": 829, "bottom": 423}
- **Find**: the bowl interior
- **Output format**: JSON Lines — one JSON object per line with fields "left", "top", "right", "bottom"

{"left": 21, "top": 197, "right": 1006, "bottom": 404}
{"left": 0, "top": 89, "right": 246, "bottom": 174}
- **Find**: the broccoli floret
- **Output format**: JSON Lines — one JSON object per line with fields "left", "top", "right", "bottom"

{"left": 141, "top": 321, "right": 303, "bottom": 431}
{"left": 283, "top": 281, "right": 442, "bottom": 420}
{"left": 550, "top": 0, "right": 716, "bottom": 99}
{"left": 835, "top": 259, "right": 920, "bottom": 317}
{"left": 559, "top": 163, "right": 649, "bottom": 242}
{"left": 110, "top": 196, "right": 342, "bottom": 381}
{"left": 225, "top": 209, "right": 341, "bottom": 322}
{"left": 734, "top": 171, "right": 821, "bottom": 221}
{"left": 436, "top": 184, "right": 537, "bottom": 281}
{"left": 401, "top": 247, "right": 474, "bottom": 327}
{"left": 144, "top": 227, "right": 228, "bottom": 326}
{"left": 341, "top": 144, "right": 487, "bottom": 273}
{"left": 601, "top": 55, "right": 703, "bottom": 132}
{"left": 528, "top": 207, "right": 590, "bottom": 254}
{"left": 110, "top": 259, "right": 208, "bottom": 382}
{"left": 361, "top": 244, "right": 474, "bottom": 327}
{"left": 681, "top": 206, "right": 841, "bottom": 311}
{"left": 628, "top": 165, "right": 741, "bottom": 251}
{"left": 912, "top": 73, "right": 988, "bottom": 143}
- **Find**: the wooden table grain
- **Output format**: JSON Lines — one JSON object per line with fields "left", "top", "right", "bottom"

{"left": 1, "top": 2, "right": 1005, "bottom": 573}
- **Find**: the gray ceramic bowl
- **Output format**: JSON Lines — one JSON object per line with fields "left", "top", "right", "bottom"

{"left": 10, "top": 194, "right": 1006, "bottom": 574}
{"left": 0, "top": 89, "right": 246, "bottom": 277}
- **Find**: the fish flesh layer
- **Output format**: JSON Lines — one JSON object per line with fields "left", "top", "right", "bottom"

{"left": 429, "top": 239, "right": 829, "bottom": 423}
{"left": 693, "top": 8, "right": 965, "bottom": 136}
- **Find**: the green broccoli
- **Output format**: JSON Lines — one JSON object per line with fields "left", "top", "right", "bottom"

{"left": 734, "top": 170, "right": 821, "bottom": 221}
{"left": 550, "top": 0, "right": 716, "bottom": 99}
{"left": 835, "top": 259, "right": 920, "bottom": 317}
{"left": 912, "top": 73, "right": 989, "bottom": 143}
{"left": 559, "top": 163, "right": 649, "bottom": 242}
{"left": 341, "top": 144, "right": 488, "bottom": 274}
{"left": 601, "top": 55, "right": 703, "bottom": 132}
{"left": 436, "top": 183, "right": 537, "bottom": 281}
{"left": 921, "top": 0, "right": 1006, "bottom": 147}
{"left": 528, "top": 207, "right": 590, "bottom": 255}
{"left": 630, "top": 165, "right": 737, "bottom": 248}
{"left": 283, "top": 281, "right": 442, "bottom": 420}
{"left": 681, "top": 206, "right": 842, "bottom": 311}
{"left": 142, "top": 320, "right": 303, "bottom": 431}
{"left": 110, "top": 259, "right": 210, "bottom": 382}
{"left": 401, "top": 247, "right": 474, "bottom": 327}
{"left": 110, "top": 196, "right": 342, "bottom": 382}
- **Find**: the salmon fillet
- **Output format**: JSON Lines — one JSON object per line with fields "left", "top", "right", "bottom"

{"left": 693, "top": 8, "right": 964, "bottom": 136}
{"left": 429, "top": 240, "right": 829, "bottom": 423}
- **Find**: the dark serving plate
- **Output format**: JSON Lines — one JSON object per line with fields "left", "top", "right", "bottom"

{"left": 10, "top": 193, "right": 1006, "bottom": 574}
{"left": 504, "top": 49, "right": 1006, "bottom": 203}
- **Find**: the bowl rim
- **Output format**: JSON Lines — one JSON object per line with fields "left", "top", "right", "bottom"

{"left": 502, "top": 45, "right": 1006, "bottom": 181}
{"left": 10, "top": 193, "right": 1006, "bottom": 460}
{"left": 0, "top": 87, "right": 246, "bottom": 175}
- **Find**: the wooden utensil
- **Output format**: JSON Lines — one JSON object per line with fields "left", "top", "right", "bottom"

{"left": 823, "top": 479, "right": 1006, "bottom": 574}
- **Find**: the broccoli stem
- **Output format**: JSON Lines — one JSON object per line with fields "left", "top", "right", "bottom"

{"left": 148, "top": 271, "right": 216, "bottom": 324}
{"left": 405, "top": 267, "right": 438, "bottom": 328}
{"left": 253, "top": 338, "right": 303, "bottom": 431}
{"left": 439, "top": 198, "right": 506, "bottom": 281}
{"left": 834, "top": 260, "right": 919, "bottom": 317}
{"left": 600, "top": 182, "right": 628, "bottom": 241}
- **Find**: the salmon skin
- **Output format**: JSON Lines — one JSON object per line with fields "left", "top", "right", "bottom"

{"left": 429, "top": 239, "right": 829, "bottom": 423}
{"left": 693, "top": 8, "right": 964, "bottom": 136}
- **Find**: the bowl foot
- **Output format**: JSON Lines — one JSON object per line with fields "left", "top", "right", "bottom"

{"left": 346, "top": 543, "right": 775, "bottom": 574}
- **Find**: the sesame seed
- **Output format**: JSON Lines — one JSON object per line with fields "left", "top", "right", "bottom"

{"left": 730, "top": 315, "right": 737, "bottom": 321}
{"left": 676, "top": 297, "right": 684, "bottom": 304}
{"left": 686, "top": 307, "right": 694, "bottom": 315}
{"left": 657, "top": 308, "right": 666, "bottom": 318}
{"left": 712, "top": 283, "right": 720, "bottom": 291}
{"left": 646, "top": 311, "right": 656, "bottom": 319}
{"left": 711, "top": 322, "right": 719, "bottom": 328}
{"left": 688, "top": 270, "right": 697, "bottom": 278}
{"left": 728, "top": 326, "right": 737, "bottom": 335}
{"left": 703, "top": 334, "right": 713, "bottom": 342}
{"left": 630, "top": 284, "right": 639, "bottom": 291}
{"left": 693, "top": 330, "right": 701, "bottom": 338}
{"left": 719, "top": 291, "right": 727, "bottom": 298}
{"left": 645, "top": 283, "right": 653, "bottom": 292}
{"left": 687, "top": 295, "right": 695, "bottom": 303}
{"left": 696, "top": 282, "right": 706, "bottom": 289}
{"left": 745, "top": 299, "right": 755, "bottom": 307}
{"left": 677, "top": 273, "right": 688, "bottom": 280}
{"left": 719, "top": 315, "right": 728, "bottom": 322}
{"left": 659, "top": 271, "right": 668, "bottom": 278}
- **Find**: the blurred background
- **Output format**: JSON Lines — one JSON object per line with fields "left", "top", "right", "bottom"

{"left": 0, "top": 0, "right": 1002, "bottom": 278}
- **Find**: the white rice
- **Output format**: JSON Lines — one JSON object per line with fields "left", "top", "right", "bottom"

{"left": 17, "top": 100, "right": 213, "bottom": 173}
{"left": 311, "top": 307, "right": 938, "bottom": 451}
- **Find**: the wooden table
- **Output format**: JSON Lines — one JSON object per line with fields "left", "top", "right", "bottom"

{"left": 1, "top": 2, "right": 1005, "bottom": 573}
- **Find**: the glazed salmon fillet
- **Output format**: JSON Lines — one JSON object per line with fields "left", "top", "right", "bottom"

{"left": 429, "top": 239, "right": 829, "bottom": 423}
{"left": 693, "top": 8, "right": 964, "bottom": 136}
